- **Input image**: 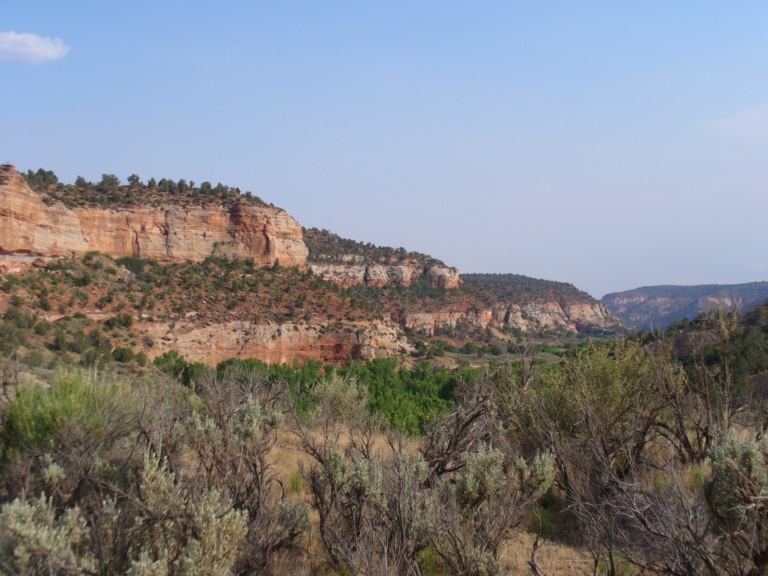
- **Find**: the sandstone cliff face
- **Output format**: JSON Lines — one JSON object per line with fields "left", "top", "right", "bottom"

{"left": 400, "top": 299, "right": 618, "bottom": 336}
{"left": 142, "top": 319, "right": 412, "bottom": 365}
{"left": 0, "top": 165, "right": 307, "bottom": 269}
{"left": 309, "top": 260, "right": 461, "bottom": 289}
{"left": 303, "top": 228, "right": 461, "bottom": 289}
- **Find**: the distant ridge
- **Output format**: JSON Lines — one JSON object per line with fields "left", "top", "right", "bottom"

{"left": 602, "top": 281, "right": 768, "bottom": 330}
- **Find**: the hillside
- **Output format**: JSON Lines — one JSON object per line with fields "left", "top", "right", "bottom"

{"left": 0, "top": 254, "right": 410, "bottom": 366}
{"left": 304, "top": 227, "right": 445, "bottom": 267}
{"left": 345, "top": 272, "right": 620, "bottom": 338}
{"left": 603, "top": 282, "right": 768, "bottom": 330}
{"left": 462, "top": 273, "right": 598, "bottom": 305}
{"left": 304, "top": 227, "right": 460, "bottom": 289}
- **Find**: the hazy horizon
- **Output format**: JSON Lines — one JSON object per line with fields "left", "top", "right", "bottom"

{"left": 2, "top": 1, "right": 767, "bottom": 297}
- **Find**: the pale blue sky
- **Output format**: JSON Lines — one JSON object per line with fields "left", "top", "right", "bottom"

{"left": 2, "top": 1, "right": 767, "bottom": 296}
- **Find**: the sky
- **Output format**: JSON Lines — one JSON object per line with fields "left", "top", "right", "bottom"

{"left": 1, "top": 1, "right": 767, "bottom": 297}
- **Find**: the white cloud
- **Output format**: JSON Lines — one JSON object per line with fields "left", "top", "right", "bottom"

{"left": 0, "top": 31, "right": 69, "bottom": 63}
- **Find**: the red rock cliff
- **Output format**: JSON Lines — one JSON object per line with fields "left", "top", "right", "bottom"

{"left": 0, "top": 165, "right": 307, "bottom": 269}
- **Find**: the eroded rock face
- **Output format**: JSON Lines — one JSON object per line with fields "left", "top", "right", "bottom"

{"left": 424, "top": 265, "right": 461, "bottom": 289}
{"left": 0, "top": 165, "right": 307, "bottom": 269}
{"left": 143, "top": 319, "right": 413, "bottom": 365}
{"left": 309, "top": 261, "right": 461, "bottom": 289}
{"left": 559, "top": 301, "right": 621, "bottom": 331}
{"left": 401, "top": 300, "right": 619, "bottom": 335}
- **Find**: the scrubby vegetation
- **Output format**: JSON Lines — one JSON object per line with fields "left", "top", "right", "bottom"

{"left": 304, "top": 227, "right": 446, "bottom": 266}
{"left": 1, "top": 306, "right": 767, "bottom": 574}
{"left": 0, "top": 254, "right": 411, "bottom": 378}
{"left": 0, "top": 252, "right": 614, "bottom": 375}
{"left": 0, "top": 253, "right": 381, "bottom": 338}
{"left": 21, "top": 167, "right": 267, "bottom": 209}
{"left": 462, "top": 273, "right": 597, "bottom": 305}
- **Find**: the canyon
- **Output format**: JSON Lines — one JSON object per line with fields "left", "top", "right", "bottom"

{"left": 0, "top": 165, "right": 622, "bottom": 365}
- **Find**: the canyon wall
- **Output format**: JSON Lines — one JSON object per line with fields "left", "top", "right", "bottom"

{"left": 303, "top": 227, "right": 461, "bottom": 289}
{"left": 0, "top": 165, "right": 307, "bottom": 270}
{"left": 142, "top": 318, "right": 413, "bottom": 365}
{"left": 400, "top": 299, "right": 619, "bottom": 336}
{"left": 0, "top": 164, "right": 457, "bottom": 289}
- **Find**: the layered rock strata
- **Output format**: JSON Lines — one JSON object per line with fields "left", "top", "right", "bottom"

{"left": 309, "top": 260, "right": 461, "bottom": 289}
{"left": 399, "top": 300, "right": 619, "bottom": 336}
{"left": 141, "top": 319, "right": 413, "bottom": 365}
{"left": 0, "top": 165, "right": 307, "bottom": 269}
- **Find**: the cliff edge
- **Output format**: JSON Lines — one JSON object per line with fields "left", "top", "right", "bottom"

{"left": 0, "top": 164, "right": 307, "bottom": 270}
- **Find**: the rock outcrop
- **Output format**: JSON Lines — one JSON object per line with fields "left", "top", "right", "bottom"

{"left": 0, "top": 165, "right": 307, "bottom": 270}
{"left": 400, "top": 299, "right": 619, "bottom": 336}
{"left": 142, "top": 319, "right": 413, "bottom": 365}
{"left": 303, "top": 227, "right": 461, "bottom": 289}
{"left": 309, "top": 259, "right": 461, "bottom": 289}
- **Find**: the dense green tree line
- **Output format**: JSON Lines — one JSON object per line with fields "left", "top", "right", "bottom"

{"left": 155, "top": 353, "right": 469, "bottom": 434}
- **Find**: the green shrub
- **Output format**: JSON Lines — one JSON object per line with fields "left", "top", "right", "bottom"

{"left": 73, "top": 271, "right": 92, "bottom": 287}
{"left": 67, "top": 330, "right": 88, "bottom": 354}
{"left": 104, "top": 313, "right": 133, "bottom": 330}
{"left": 154, "top": 350, "right": 207, "bottom": 385}
{"left": 80, "top": 348, "right": 103, "bottom": 366}
{"left": 111, "top": 347, "right": 134, "bottom": 363}
{"left": 22, "top": 350, "right": 46, "bottom": 367}
{"left": 2, "top": 372, "right": 125, "bottom": 454}
{"left": 33, "top": 321, "right": 51, "bottom": 336}
{"left": 1, "top": 275, "right": 21, "bottom": 292}
{"left": 51, "top": 331, "right": 68, "bottom": 352}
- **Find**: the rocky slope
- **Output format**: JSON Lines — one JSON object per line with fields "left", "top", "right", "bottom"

{"left": 304, "top": 228, "right": 460, "bottom": 289}
{"left": 388, "top": 273, "right": 620, "bottom": 336}
{"left": 602, "top": 282, "right": 768, "bottom": 330}
{"left": 0, "top": 165, "right": 307, "bottom": 271}
{"left": 0, "top": 255, "right": 412, "bottom": 365}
